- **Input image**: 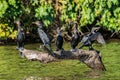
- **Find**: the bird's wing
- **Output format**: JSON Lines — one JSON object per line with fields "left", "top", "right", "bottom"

{"left": 22, "top": 32, "right": 25, "bottom": 40}
{"left": 38, "top": 29, "right": 50, "bottom": 43}
{"left": 81, "top": 35, "right": 89, "bottom": 43}
{"left": 97, "top": 33, "right": 106, "bottom": 44}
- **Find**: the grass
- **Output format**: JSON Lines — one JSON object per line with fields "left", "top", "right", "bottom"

{"left": 0, "top": 40, "right": 120, "bottom": 80}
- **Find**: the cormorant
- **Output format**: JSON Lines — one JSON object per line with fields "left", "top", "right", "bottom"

{"left": 56, "top": 27, "right": 63, "bottom": 51}
{"left": 15, "top": 20, "right": 25, "bottom": 51}
{"left": 79, "top": 27, "right": 105, "bottom": 50}
{"left": 33, "top": 21, "right": 54, "bottom": 56}
{"left": 71, "top": 24, "right": 80, "bottom": 52}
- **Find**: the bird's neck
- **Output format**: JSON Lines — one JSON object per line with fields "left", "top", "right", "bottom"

{"left": 38, "top": 27, "right": 42, "bottom": 31}
{"left": 58, "top": 33, "right": 62, "bottom": 36}
{"left": 73, "top": 28, "right": 78, "bottom": 33}
{"left": 91, "top": 30, "right": 96, "bottom": 34}
{"left": 38, "top": 25, "right": 42, "bottom": 29}
{"left": 18, "top": 25, "right": 21, "bottom": 32}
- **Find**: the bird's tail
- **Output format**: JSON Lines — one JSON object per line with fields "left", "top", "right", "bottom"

{"left": 43, "top": 44, "right": 55, "bottom": 57}
{"left": 49, "top": 46, "right": 55, "bottom": 57}
{"left": 97, "top": 33, "right": 106, "bottom": 44}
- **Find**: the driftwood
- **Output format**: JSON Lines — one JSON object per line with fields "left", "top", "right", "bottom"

{"left": 19, "top": 49, "right": 58, "bottom": 63}
{"left": 19, "top": 46, "right": 106, "bottom": 71}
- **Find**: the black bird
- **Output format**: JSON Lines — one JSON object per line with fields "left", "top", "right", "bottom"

{"left": 56, "top": 27, "right": 63, "bottom": 51}
{"left": 33, "top": 21, "right": 54, "bottom": 55}
{"left": 71, "top": 25, "right": 80, "bottom": 52}
{"left": 79, "top": 27, "right": 105, "bottom": 50}
{"left": 15, "top": 20, "right": 25, "bottom": 51}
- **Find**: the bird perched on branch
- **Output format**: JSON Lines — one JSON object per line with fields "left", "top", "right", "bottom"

{"left": 15, "top": 20, "right": 25, "bottom": 51}
{"left": 32, "top": 21, "right": 54, "bottom": 56}
{"left": 71, "top": 23, "right": 80, "bottom": 52}
{"left": 79, "top": 27, "right": 105, "bottom": 50}
{"left": 56, "top": 27, "right": 63, "bottom": 51}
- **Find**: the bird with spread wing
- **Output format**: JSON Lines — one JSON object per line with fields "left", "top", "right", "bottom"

{"left": 79, "top": 27, "right": 105, "bottom": 50}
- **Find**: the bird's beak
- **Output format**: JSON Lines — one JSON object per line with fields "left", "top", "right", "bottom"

{"left": 32, "top": 22, "right": 38, "bottom": 27}
{"left": 61, "top": 27, "right": 64, "bottom": 31}
{"left": 32, "top": 22, "right": 35, "bottom": 24}
{"left": 14, "top": 21, "right": 20, "bottom": 26}
{"left": 32, "top": 21, "right": 41, "bottom": 27}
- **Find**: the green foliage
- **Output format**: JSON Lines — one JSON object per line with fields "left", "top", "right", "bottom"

{"left": 0, "top": 0, "right": 8, "bottom": 18}
{"left": 34, "top": 1, "right": 55, "bottom": 26}
{"left": 0, "top": 0, "right": 120, "bottom": 40}
{"left": 8, "top": 0, "right": 16, "bottom": 7}
{"left": 0, "top": 23, "right": 17, "bottom": 39}
{"left": 95, "top": 0, "right": 120, "bottom": 31}
{"left": 80, "top": 0, "right": 120, "bottom": 31}
{"left": 0, "top": 0, "right": 23, "bottom": 24}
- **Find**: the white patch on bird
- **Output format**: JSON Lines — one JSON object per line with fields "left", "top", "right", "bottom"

{"left": 81, "top": 36, "right": 89, "bottom": 43}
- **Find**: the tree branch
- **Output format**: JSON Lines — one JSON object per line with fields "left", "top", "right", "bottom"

{"left": 19, "top": 48, "right": 106, "bottom": 71}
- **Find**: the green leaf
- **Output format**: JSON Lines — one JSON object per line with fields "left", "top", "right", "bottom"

{"left": 0, "top": 1, "right": 8, "bottom": 18}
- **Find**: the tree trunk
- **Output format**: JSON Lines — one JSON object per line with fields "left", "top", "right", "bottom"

{"left": 19, "top": 47, "right": 106, "bottom": 71}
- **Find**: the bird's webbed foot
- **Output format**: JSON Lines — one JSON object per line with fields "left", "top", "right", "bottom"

{"left": 79, "top": 45, "right": 84, "bottom": 49}
{"left": 43, "top": 44, "right": 46, "bottom": 47}
{"left": 20, "top": 47, "right": 24, "bottom": 50}
{"left": 71, "top": 48, "right": 78, "bottom": 52}
{"left": 19, "top": 52, "right": 24, "bottom": 58}
{"left": 16, "top": 47, "right": 19, "bottom": 50}
{"left": 89, "top": 47, "right": 94, "bottom": 50}
{"left": 56, "top": 48, "right": 59, "bottom": 51}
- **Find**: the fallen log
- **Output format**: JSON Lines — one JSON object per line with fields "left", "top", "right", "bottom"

{"left": 19, "top": 49, "right": 58, "bottom": 63}
{"left": 19, "top": 48, "right": 106, "bottom": 71}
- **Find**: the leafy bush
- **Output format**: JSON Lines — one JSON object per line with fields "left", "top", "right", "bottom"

{"left": 0, "top": 23, "right": 17, "bottom": 40}
{"left": 0, "top": 0, "right": 120, "bottom": 41}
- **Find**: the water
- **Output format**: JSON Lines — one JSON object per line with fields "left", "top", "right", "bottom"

{"left": 0, "top": 40, "right": 120, "bottom": 80}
